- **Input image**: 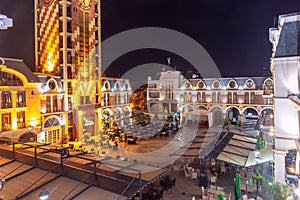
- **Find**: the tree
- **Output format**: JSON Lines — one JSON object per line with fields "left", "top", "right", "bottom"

{"left": 270, "top": 182, "right": 291, "bottom": 200}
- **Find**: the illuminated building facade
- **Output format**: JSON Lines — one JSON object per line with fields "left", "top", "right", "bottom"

{"left": 269, "top": 12, "right": 300, "bottom": 184}
{"left": 34, "top": 0, "right": 102, "bottom": 142}
{"left": 0, "top": 57, "right": 132, "bottom": 145}
{"left": 147, "top": 70, "right": 273, "bottom": 127}
{"left": 0, "top": 58, "right": 41, "bottom": 141}
{"left": 0, "top": 1, "right": 132, "bottom": 146}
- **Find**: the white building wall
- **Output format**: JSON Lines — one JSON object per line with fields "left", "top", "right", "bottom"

{"left": 274, "top": 98, "right": 299, "bottom": 139}
{"left": 273, "top": 58, "right": 299, "bottom": 97}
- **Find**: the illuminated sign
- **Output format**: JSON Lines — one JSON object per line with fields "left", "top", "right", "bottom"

{"left": 0, "top": 14, "right": 13, "bottom": 30}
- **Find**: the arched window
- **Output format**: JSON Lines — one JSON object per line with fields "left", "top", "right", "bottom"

{"left": 227, "top": 79, "right": 237, "bottom": 89}
{"left": 244, "top": 78, "right": 255, "bottom": 89}
{"left": 197, "top": 81, "right": 205, "bottom": 89}
{"left": 212, "top": 80, "right": 221, "bottom": 89}
{"left": 185, "top": 81, "right": 191, "bottom": 89}
{"left": 0, "top": 71, "right": 23, "bottom": 86}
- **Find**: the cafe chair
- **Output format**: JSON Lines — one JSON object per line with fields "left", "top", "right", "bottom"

{"left": 247, "top": 184, "right": 255, "bottom": 195}
{"left": 210, "top": 185, "right": 217, "bottom": 190}
{"left": 242, "top": 194, "right": 248, "bottom": 200}
{"left": 184, "top": 170, "right": 191, "bottom": 180}
{"left": 192, "top": 172, "right": 198, "bottom": 181}
{"left": 210, "top": 176, "right": 217, "bottom": 185}
{"left": 220, "top": 166, "right": 226, "bottom": 175}
{"left": 240, "top": 183, "right": 246, "bottom": 192}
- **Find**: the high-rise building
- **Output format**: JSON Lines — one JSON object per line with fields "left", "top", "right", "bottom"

{"left": 34, "top": 0, "right": 101, "bottom": 142}
{"left": 24, "top": 0, "right": 132, "bottom": 146}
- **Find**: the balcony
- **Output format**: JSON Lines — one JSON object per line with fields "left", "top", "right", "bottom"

{"left": 2, "top": 103, "right": 12, "bottom": 109}
{"left": 17, "top": 102, "right": 26, "bottom": 108}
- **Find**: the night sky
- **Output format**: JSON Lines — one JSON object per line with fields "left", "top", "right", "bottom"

{"left": 1, "top": 0, "right": 300, "bottom": 78}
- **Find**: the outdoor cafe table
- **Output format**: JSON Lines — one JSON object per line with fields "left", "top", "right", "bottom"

{"left": 207, "top": 188, "right": 225, "bottom": 196}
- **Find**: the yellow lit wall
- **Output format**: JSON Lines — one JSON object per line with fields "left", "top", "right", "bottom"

{"left": 39, "top": 1, "right": 59, "bottom": 75}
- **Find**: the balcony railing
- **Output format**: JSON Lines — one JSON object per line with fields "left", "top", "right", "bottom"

{"left": 2, "top": 103, "right": 12, "bottom": 109}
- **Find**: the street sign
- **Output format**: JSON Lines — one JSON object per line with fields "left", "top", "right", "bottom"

{"left": 0, "top": 14, "right": 13, "bottom": 30}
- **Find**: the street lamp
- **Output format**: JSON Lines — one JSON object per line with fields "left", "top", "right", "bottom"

{"left": 254, "top": 150, "right": 261, "bottom": 197}
{"left": 0, "top": 177, "right": 5, "bottom": 191}
{"left": 39, "top": 187, "right": 49, "bottom": 200}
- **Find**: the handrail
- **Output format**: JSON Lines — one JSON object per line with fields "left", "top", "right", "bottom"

{"left": 117, "top": 172, "right": 139, "bottom": 200}
{"left": 62, "top": 162, "right": 101, "bottom": 200}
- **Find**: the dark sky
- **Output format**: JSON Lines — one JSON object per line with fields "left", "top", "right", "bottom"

{"left": 1, "top": 0, "right": 300, "bottom": 77}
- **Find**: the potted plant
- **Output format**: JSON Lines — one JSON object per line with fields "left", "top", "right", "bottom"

{"left": 237, "top": 119, "right": 242, "bottom": 127}
{"left": 252, "top": 172, "right": 265, "bottom": 192}
{"left": 270, "top": 182, "right": 291, "bottom": 200}
{"left": 256, "top": 136, "right": 263, "bottom": 150}
{"left": 223, "top": 117, "right": 229, "bottom": 127}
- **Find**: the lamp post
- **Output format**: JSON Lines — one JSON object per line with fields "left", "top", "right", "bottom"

{"left": 39, "top": 187, "right": 49, "bottom": 200}
{"left": 254, "top": 150, "right": 261, "bottom": 197}
{"left": 0, "top": 177, "right": 5, "bottom": 191}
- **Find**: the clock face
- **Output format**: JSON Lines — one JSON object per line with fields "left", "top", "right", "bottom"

{"left": 246, "top": 80, "right": 254, "bottom": 88}
{"left": 229, "top": 81, "right": 236, "bottom": 89}
{"left": 198, "top": 81, "right": 204, "bottom": 89}
{"left": 213, "top": 81, "right": 220, "bottom": 89}
{"left": 48, "top": 80, "right": 56, "bottom": 90}
{"left": 79, "top": 0, "right": 91, "bottom": 10}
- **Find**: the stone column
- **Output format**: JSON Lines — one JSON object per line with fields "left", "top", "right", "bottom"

{"left": 273, "top": 149, "right": 287, "bottom": 184}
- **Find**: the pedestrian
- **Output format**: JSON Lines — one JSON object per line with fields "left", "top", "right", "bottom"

{"left": 234, "top": 169, "right": 241, "bottom": 200}
{"left": 198, "top": 171, "right": 208, "bottom": 189}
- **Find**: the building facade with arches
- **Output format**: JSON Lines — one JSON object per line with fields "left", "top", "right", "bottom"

{"left": 0, "top": 57, "right": 132, "bottom": 145}
{"left": 147, "top": 70, "right": 273, "bottom": 127}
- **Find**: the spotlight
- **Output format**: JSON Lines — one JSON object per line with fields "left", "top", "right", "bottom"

{"left": 39, "top": 187, "right": 49, "bottom": 200}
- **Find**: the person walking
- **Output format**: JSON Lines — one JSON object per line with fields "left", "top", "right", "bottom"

{"left": 234, "top": 170, "right": 241, "bottom": 200}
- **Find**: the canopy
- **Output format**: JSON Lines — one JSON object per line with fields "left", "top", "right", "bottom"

{"left": 171, "top": 125, "right": 222, "bottom": 157}
{"left": 245, "top": 146, "right": 273, "bottom": 167}
{"left": 208, "top": 132, "right": 257, "bottom": 167}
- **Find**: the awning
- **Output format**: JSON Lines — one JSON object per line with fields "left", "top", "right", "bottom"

{"left": 208, "top": 132, "right": 257, "bottom": 167}
{"left": 171, "top": 125, "right": 223, "bottom": 157}
{"left": 245, "top": 146, "right": 273, "bottom": 167}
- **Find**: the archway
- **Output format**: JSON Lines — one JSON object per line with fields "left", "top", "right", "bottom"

{"left": 102, "top": 109, "right": 113, "bottom": 130}
{"left": 196, "top": 105, "right": 208, "bottom": 111}
{"left": 82, "top": 113, "right": 96, "bottom": 135}
{"left": 114, "top": 107, "right": 123, "bottom": 120}
{"left": 123, "top": 106, "right": 132, "bottom": 117}
{"left": 210, "top": 106, "right": 224, "bottom": 126}
{"left": 226, "top": 106, "right": 240, "bottom": 125}
{"left": 243, "top": 107, "right": 259, "bottom": 116}
{"left": 260, "top": 107, "right": 274, "bottom": 127}
{"left": 40, "top": 116, "right": 62, "bottom": 144}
